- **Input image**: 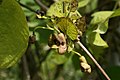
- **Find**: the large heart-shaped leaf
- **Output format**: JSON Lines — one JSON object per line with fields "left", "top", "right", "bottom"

{"left": 0, "top": 0, "right": 29, "bottom": 68}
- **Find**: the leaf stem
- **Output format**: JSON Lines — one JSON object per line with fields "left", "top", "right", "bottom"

{"left": 77, "top": 41, "right": 111, "bottom": 80}
{"left": 71, "top": 50, "right": 81, "bottom": 57}
{"left": 33, "top": 26, "right": 54, "bottom": 32}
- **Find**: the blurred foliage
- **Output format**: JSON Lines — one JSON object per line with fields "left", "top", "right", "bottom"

{"left": 0, "top": 0, "right": 120, "bottom": 80}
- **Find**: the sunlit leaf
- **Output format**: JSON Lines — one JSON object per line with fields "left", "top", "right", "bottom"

{"left": 90, "top": 11, "right": 113, "bottom": 24}
{"left": 90, "top": 11, "right": 113, "bottom": 34}
{"left": 0, "top": 0, "right": 29, "bottom": 68}
{"left": 93, "top": 20, "right": 108, "bottom": 34}
{"left": 47, "top": 1, "right": 70, "bottom": 17}
{"left": 56, "top": 18, "right": 78, "bottom": 40}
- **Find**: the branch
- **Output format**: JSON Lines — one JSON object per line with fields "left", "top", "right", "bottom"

{"left": 77, "top": 41, "right": 111, "bottom": 80}
{"left": 18, "top": 2, "right": 37, "bottom": 13}
{"left": 34, "top": 0, "right": 48, "bottom": 11}
{"left": 22, "top": 54, "right": 31, "bottom": 80}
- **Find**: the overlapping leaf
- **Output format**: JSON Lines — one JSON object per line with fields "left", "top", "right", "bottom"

{"left": 47, "top": 1, "right": 70, "bottom": 17}
{"left": 56, "top": 18, "right": 78, "bottom": 40}
{"left": 90, "top": 11, "right": 113, "bottom": 34}
{"left": 47, "top": 0, "right": 79, "bottom": 17}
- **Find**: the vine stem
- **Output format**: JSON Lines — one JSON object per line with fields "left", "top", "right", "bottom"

{"left": 71, "top": 50, "right": 81, "bottom": 57}
{"left": 77, "top": 41, "right": 111, "bottom": 80}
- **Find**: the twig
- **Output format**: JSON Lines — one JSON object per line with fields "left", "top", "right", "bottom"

{"left": 22, "top": 54, "right": 31, "bottom": 80}
{"left": 18, "top": 2, "right": 36, "bottom": 13}
{"left": 34, "top": 0, "right": 48, "bottom": 11}
{"left": 77, "top": 41, "right": 111, "bottom": 80}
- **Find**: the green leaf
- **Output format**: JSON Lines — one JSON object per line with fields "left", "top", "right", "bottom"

{"left": 93, "top": 20, "right": 108, "bottom": 34}
{"left": 78, "top": 0, "right": 90, "bottom": 8}
{"left": 56, "top": 18, "right": 78, "bottom": 40}
{"left": 87, "top": 32, "right": 108, "bottom": 47}
{"left": 90, "top": 11, "right": 114, "bottom": 24}
{"left": 0, "top": 0, "right": 29, "bottom": 68}
{"left": 90, "top": 11, "right": 113, "bottom": 34}
{"left": 47, "top": 1, "right": 69, "bottom": 17}
{"left": 110, "top": 8, "right": 120, "bottom": 18}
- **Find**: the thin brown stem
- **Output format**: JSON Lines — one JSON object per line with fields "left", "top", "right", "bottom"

{"left": 18, "top": 2, "right": 36, "bottom": 13}
{"left": 22, "top": 55, "right": 31, "bottom": 80}
{"left": 77, "top": 41, "right": 111, "bottom": 80}
{"left": 34, "top": 0, "right": 48, "bottom": 11}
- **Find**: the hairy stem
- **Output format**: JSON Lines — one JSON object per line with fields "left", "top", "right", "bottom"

{"left": 77, "top": 41, "right": 111, "bottom": 80}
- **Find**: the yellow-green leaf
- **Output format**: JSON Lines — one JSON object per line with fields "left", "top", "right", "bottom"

{"left": 56, "top": 18, "right": 78, "bottom": 40}
{"left": 47, "top": 1, "right": 70, "bottom": 17}
{"left": 0, "top": 0, "right": 29, "bottom": 68}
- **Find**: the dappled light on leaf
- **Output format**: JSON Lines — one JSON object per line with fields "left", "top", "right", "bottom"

{"left": 0, "top": 0, "right": 29, "bottom": 68}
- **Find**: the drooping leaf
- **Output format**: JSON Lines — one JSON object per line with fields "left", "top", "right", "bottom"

{"left": 56, "top": 18, "right": 78, "bottom": 40}
{"left": 0, "top": 0, "right": 29, "bottom": 68}
{"left": 90, "top": 11, "right": 113, "bottom": 34}
{"left": 93, "top": 20, "right": 108, "bottom": 34}
{"left": 87, "top": 32, "right": 108, "bottom": 47}
{"left": 90, "top": 11, "right": 114, "bottom": 24}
